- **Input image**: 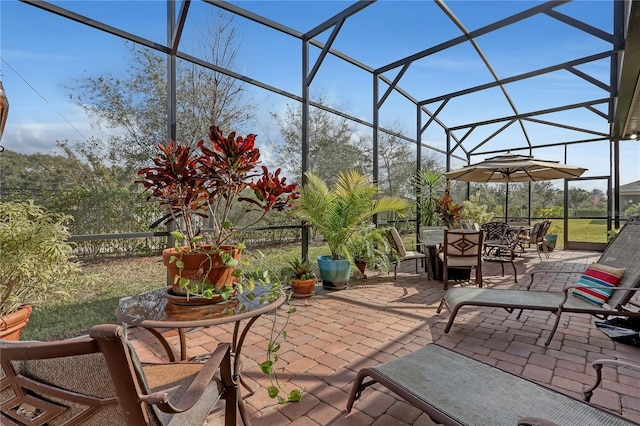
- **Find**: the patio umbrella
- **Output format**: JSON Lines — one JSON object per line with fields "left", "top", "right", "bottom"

{"left": 444, "top": 151, "right": 587, "bottom": 220}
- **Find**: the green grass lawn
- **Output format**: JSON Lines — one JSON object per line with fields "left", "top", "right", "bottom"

{"left": 24, "top": 244, "right": 330, "bottom": 341}
{"left": 537, "top": 218, "right": 610, "bottom": 249}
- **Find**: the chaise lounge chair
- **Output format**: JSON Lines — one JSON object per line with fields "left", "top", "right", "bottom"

{"left": 346, "top": 344, "right": 638, "bottom": 426}
{"left": 437, "top": 216, "right": 640, "bottom": 346}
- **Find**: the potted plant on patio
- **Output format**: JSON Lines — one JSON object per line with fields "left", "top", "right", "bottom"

{"left": 545, "top": 225, "right": 562, "bottom": 251}
{"left": 346, "top": 224, "right": 393, "bottom": 278}
{"left": 137, "top": 125, "right": 299, "bottom": 301}
{"left": 0, "top": 200, "right": 81, "bottom": 340}
{"left": 282, "top": 257, "right": 317, "bottom": 298}
{"left": 292, "top": 170, "right": 409, "bottom": 290}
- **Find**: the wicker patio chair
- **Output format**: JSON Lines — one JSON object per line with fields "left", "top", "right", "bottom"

{"left": 437, "top": 216, "right": 640, "bottom": 346}
{"left": 0, "top": 324, "right": 236, "bottom": 425}
{"left": 347, "top": 344, "right": 637, "bottom": 426}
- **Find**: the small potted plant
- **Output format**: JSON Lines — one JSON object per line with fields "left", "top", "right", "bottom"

{"left": 137, "top": 125, "right": 299, "bottom": 301}
{"left": 346, "top": 225, "right": 393, "bottom": 278}
{"left": 0, "top": 200, "right": 81, "bottom": 340}
{"left": 282, "top": 257, "right": 317, "bottom": 298}
{"left": 545, "top": 225, "right": 562, "bottom": 251}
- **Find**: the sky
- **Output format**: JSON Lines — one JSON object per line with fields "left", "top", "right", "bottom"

{"left": 0, "top": 0, "right": 638, "bottom": 187}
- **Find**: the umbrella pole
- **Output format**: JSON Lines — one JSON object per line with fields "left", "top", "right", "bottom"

{"left": 505, "top": 181, "right": 509, "bottom": 223}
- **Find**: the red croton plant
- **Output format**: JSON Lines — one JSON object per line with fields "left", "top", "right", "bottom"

{"left": 138, "top": 127, "right": 303, "bottom": 404}
{"left": 137, "top": 125, "right": 299, "bottom": 251}
{"left": 436, "top": 193, "right": 464, "bottom": 228}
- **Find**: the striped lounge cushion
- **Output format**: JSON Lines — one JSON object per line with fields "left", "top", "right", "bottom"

{"left": 571, "top": 263, "right": 625, "bottom": 307}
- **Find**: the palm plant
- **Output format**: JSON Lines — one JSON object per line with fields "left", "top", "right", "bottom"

{"left": 416, "top": 169, "right": 445, "bottom": 226}
{"left": 346, "top": 224, "right": 394, "bottom": 274}
{"left": 293, "top": 170, "right": 409, "bottom": 261}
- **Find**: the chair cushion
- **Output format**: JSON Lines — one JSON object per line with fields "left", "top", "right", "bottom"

{"left": 404, "top": 250, "right": 427, "bottom": 259}
{"left": 571, "top": 263, "right": 625, "bottom": 306}
{"left": 439, "top": 254, "right": 480, "bottom": 268}
{"left": 389, "top": 227, "right": 407, "bottom": 257}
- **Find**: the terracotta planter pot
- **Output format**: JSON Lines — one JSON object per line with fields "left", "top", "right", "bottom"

{"left": 291, "top": 278, "right": 317, "bottom": 298}
{"left": 0, "top": 304, "right": 33, "bottom": 341}
{"left": 162, "top": 245, "right": 242, "bottom": 295}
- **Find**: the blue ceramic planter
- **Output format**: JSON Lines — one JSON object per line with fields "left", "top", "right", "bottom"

{"left": 317, "top": 255, "right": 350, "bottom": 290}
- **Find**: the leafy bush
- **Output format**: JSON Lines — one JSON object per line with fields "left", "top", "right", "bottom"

{"left": 624, "top": 203, "right": 640, "bottom": 218}
{"left": 0, "top": 201, "right": 83, "bottom": 316}
{"left": 461, "top": 194, "right": 494, "bottom": 224}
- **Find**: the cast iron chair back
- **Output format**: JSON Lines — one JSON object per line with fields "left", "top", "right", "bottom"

{"left": 0, "top": 324, "right": 235, "bottom": 425}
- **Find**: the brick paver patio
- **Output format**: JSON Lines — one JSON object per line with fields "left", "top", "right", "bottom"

{"left": 127, "top": 249, "right": 640, "bottom": 425}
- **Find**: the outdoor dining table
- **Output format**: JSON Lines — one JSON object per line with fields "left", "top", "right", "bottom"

{"left": 419, "top": 228, "right": 446, "bottom": 280}
{"left": 115, "top": 285, "right": 286, "bottom": 425}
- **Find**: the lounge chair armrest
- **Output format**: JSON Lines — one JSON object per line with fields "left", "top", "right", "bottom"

{"left": 518, "top": 418, "right": 560, "bottom": 426}
{"left": 560, "top": 285, "right": 640, "bottom": 293}
{"left": 140, "top": 343, "right": 231, "bottom": 414}
{"left": 591, "top": 359, "right": 640, "bottom": 373}
{"left": 583, "top": 358, "right": 640, "bottom": 402}
{"left": 527, "top": 270, "right": 582, "bottom": 290}
{"left": 557, "top": 285, "right": 639, "bottom": 307}
{"left": 552, "top": 285, "right": 640, "bottom": 311}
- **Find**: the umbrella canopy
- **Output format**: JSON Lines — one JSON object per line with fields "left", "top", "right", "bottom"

{"left": 445, "top": 152, "right": 587, "bottom": 183}
{"left": 445, "top": 152, "right": 587, "bottom": 222}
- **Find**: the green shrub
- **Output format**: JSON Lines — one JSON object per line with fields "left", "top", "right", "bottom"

{"left": 0, "top": 200, "right": 83, "bottom": 316}
{"left": 461, "top": 194, "right": 494, "bottom": 224}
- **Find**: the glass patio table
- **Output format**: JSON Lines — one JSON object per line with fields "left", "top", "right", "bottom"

{"left": 115, "top": 285, "right": 286, "bottom": 425}
{"left": 419, "top": 227, "right": 446, "bottom": 280}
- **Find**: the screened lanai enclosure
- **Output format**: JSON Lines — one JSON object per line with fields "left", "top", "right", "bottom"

{"left": 2, "top": 0, "right": 640, "bottom": 255}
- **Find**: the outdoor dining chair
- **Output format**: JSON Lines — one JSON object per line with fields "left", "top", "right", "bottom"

{"left": 530, "top": 220, "right": 552, "bottom": 260}
{"left": 0, "top": 324, "right": 236, "bottom": 425}
{"left": 480, "top": 221, "right": 509, "bottom": 253}
{"left": 439, "top": 229, "right": 484, "bottom": 290}
{"left": 386, "top": 227, "right": 427, "bottom": 279}
{"left": 482, "top": 226, "right": 523, "bottom": 283}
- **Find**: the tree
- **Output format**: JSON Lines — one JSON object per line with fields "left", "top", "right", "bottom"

{"left": 0, "top": 149, "right": 76, "bottom": 194}
{"left": 507, "top": 183, "right": 529, "bottom": 218}
{"left": 271, "top": 98, "right": 369, "bottom": 184}
{"left": 416, "top": 169, "right": 446, "bottom": 226}
{"left": 377, "top": 128, "right": 415, "bottom": 198}
{"left": 531, "top": 181, "right": 560, "bottom": 214}
{"left": 55, "top": 138, "right": 135, "bottom": 191}
{"left": 568, "top": 188, "right": 591, "bottom": 216}
{"left": 69, "top": 12, "right": 253, "bottom": 167}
